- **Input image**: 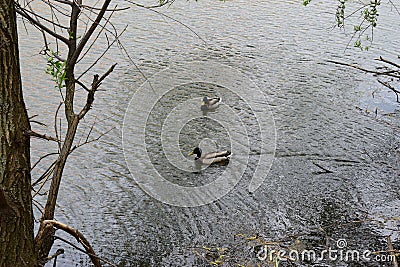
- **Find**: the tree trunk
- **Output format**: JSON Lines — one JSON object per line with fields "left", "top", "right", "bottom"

{"left": 0, "top": 0, "right": 37, "bottom": 266}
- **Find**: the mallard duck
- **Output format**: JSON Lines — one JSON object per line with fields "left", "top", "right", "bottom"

{"left": 201, "top": 96, "right": 221, "bottom": 111}
{"left": 188, "top": 147, "right": 231, "bottom": 165}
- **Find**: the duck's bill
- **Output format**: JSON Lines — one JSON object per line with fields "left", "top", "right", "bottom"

{"left": 188, "top": 151, "right": 194, "bottom": 156}
{"left": 201, "top": 101, "right": 205, "bottom": 106}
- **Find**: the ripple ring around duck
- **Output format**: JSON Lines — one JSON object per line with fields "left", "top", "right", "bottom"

{"left": 122, "top": 61, "right": 276, "bottom": 207}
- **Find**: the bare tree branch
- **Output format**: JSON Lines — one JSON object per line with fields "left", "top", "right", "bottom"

{"left": 70, "top": 0, "right": 113, "bottom": 65}
{"left": 63, "top": 0, "right": 81, "bottom": 123}
{"left": 78, "top": 63, "right": 117, "bottom": 119}
{"left": 33, "top": 199, "right": 44, "bottom": 217}
{"left": 327, "top": 60, "right": 400, "bottom": 79}
{"left": 126, "top": 0, "right": 173, "bottom": 9}
{"left": 80, "top": 3, "right": 130, "bottom": 12}
{"left": 24, "top": 130, "right": 60, "bottom": 142}
{"left": 53, "top": 0, "right": 73, "bottom": 6}
{"left": 21, "top": 4, "right": 69, "bottom": 30}
{"left": 76, "top": 6, "right": 119, "bottom": 65}
{"left": 377, "top": 80, "right": 400, "bottom": 103}
{"left": 376, "top": 56, "right": 400, "bottom": 69}
{"left": 29, "top": 119, "right": 47, "bottom": 126}
{"left": 31, "top": 152, "right": 59, "bottom": 171}
{"left": 388, "top": 0, "right": 400, "bottom": 16}
{"left": 77, "top": 27, "right": 126, "bottom": 79}
{"left": 74, "top": 78, "right": 90, "bottom": 91}
{"left": 70, "top": 127, "right": 115, "bottom": 154}
{"left": 125, "top": 0, "right": 207, "bottom": 45}
{"left": 42, "top": 220, "right": 102, "bottom": 267}
{"left": 41, "top": 0, "right": 71, "bottom": 18}
{"left": 54, "top": 102, "right": 63, "bottom": 152}
{"left": 15, "top": 2, "right": 69, "bottom": 43}
{"left": 32, "top": 160, "right": 57, "bottom": 188}
{"left": 312, "top": 161, "right": 334, "bottom": 174}
{"left": 45, "top": 248, "right": 64, "bottom": 262}
{"left": 32, "top": 163, "right": 56, "bottom": 199}
{"left": 54, "top": 235, "right": 118, "bottom": 267}
{"left": 387, "top": 236, "right": 399, "bottom": 267}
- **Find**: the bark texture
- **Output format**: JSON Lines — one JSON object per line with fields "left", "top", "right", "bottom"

{"left": 0, "top": 0, "right": 37, "bottom": 266}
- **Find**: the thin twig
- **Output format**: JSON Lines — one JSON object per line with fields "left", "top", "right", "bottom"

{"left": 126, "top": 0, "right": 207, "bottom": 45}
{"left": 32, "top": 160, "right": 57, "bottom": 188}
{"left": 69, "top": 0, "right": 113, "bottom": 65}
{"left": 327, "top": 60, "right": 400, "bottom": 79}
{"left": 77, "top": 64, "right": 117, "bottom": 119}
{"left": 21, "top": 4, "right": 68, "bottom": 29}
{"left": 81, "top": 0, "right": 101, "bottom": 37}
{"left": 377, "top": 80, "right": 400, "bottom": 103}
{"left": 388, "top": 0, "right": 400, "bottom": 16}
{"left": 69, "top": 127, "right": 115, "bottom": 154}
{"left": 53, "top": 236, "right": 117, "bottom": 267}
{"left": 25, "top": 130, "right": 61, "bottom": 143}
{"left": 54, "top": 102, "right": 63, "bottom": 152}
{"left": 32, "top": 200, "right": 44, "bottom": 218}
{"left": 32, "top": 163, "right": 56, "bottom": 198}
{"left": 31, "top": 152, "right": 59, "bottom": 170}
{"left": 45, "top": 248, "right": 64, "bottom": 261}
{"left": 85, "top": 117, "right": 96, "bottom": 143}
{"left": 75, "top": 79, "right": 90, "bottom": 92}
{"left": 53, "top": 0, "right": 73, "bottom": 6}
{"left": 124, "top": 0, "right": 172, "bottom": 9}
{"left": 80, "top": 4, "right": 130, "bottom": 11}
{"left": 386, "top": 236, "right": 398, "bottom": 267}
{"left": 43, "top": 220, "right": 103, "bottom": 267}
{"left": 15, "top": 2, "right": 69, "bottom": 43}
{"left": 41, "top": 0, "right": 71, "bottom": 18}
{"left": 77, "top": 25, "right": 126, "bottom": 80}
{"left": 312, "top": 161, "right": 334, "bottom": 174}
{"left": 30, "top": 120, "right": 47, "bottom": 127}
{"left": 76, "top": 5, "right": 117, "bottom": 65}
{"left": 376, "top": 56, "right": 400, "bottom": 69}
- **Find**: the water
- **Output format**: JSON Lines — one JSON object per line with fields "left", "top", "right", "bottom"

{"left": 18, "top": 0, "right": 400, "bottom": 266}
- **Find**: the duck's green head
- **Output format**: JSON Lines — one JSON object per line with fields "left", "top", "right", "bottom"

{"left": 188, "top": 147, "right": 202, "bottom": 159}
{"left": 201, "top": 97, "right": 209, "bottom": 106}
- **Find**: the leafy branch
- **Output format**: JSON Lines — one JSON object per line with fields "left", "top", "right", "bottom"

{"left": 303, "top": 0, "right": 382, "bottom": 50}
{"left": 45, "top": 50, "right": 66, "bottom": 90}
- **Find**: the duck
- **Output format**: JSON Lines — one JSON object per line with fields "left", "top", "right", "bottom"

{"left": 201, "top": 96, "right": 221, "bottom": 111}
{"left": 188, "top": 147, "right": 231, "bottom": 165}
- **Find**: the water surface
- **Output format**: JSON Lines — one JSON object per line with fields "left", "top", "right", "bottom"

{"left": 18, "top": 0, "right": 400, "bottom": 266}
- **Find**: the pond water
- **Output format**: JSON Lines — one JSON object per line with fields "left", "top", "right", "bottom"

{"left": 18, "top": 0, "right": 400, "bottom": 266}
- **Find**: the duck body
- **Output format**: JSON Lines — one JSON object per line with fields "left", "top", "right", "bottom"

{"left": 201, "top": 97, "right": 221, "bottom": 111}
{"left": 188, "top": 147, "right": 231, "bottom": 165}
